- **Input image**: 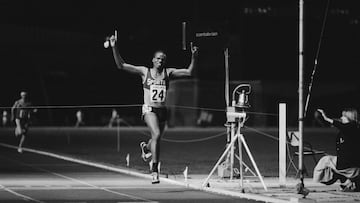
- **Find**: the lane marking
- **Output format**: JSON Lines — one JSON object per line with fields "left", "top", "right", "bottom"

{"left": 0, "top": 150, "right": 157, "bottom": 203}
{"left": 0, "top": 184, "right": 44, "bottom": 203}
{"left": 5, "top": 185, "right": 178, "bottom": 190}
{"left": 39, "top": 168, "right": 158, "bottom": 203}
{"left": 1, "top": 142, "right": 290, "bottom": 203}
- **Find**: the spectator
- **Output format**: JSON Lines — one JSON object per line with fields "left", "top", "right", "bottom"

{"left": 314, "top": 108, "right": 360, "bottom": 192}
{"left": 75, "top": 110, "right": 85, "bottom": 127}
{"left": 108, "top": 109, "right": 119, "bottom": 127}
{"left": 2, "top": 110, "right": 9, "bottom": 126}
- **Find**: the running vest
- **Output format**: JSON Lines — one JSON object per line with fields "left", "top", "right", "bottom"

{"left": 143, "top": 68, "right": 170, "bottom": 103}
{"left": 13, "top": 100, "right": 31, "bottom": 120}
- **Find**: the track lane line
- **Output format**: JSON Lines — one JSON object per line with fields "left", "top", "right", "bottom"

{"left": 0, "top": 184, "right": 44, "bottom": 203}
{"left": 0, "top": 151, "right": 157, "bottom": 203}
{"left": 0, "top": 142, "right": 290, "bottom": 203}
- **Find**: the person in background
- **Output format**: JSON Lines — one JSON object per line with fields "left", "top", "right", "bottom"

{"left": 2, "top": 110, "right": 9, "bottom": 126}
{"left": 108, "top": 109, "right": 119, "bottom": 127}
{"left": 11, "top": 91, "right": 33, "bottom": 153}
{"left": 75, "top": 110, "right": 85, "bottom": 127}
{"left": 314, "top": 108, "right": 360, "bottom": 192}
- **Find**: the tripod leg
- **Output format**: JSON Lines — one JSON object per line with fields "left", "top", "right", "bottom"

{"left": 230, "top": 123, "right": 236, "bottom": 180}
{"left": 235, "top": 154, "right": 257, "bottom": 177}
{"left": 239, "top": 134, "right": 268, "bottom": 191}
{"left": 237, "top": 133, "right": 243, "bottom": 187}
{"left": 202, "top": 133, "right": 239, "bottom": 187}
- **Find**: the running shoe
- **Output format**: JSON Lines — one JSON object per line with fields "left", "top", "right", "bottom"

{"left": 140, "top": 142, "right": 152, "bottom": 162}
{"left": 151, "top": 172, "right": 160, "bottom": 184}
{"left": 340, "top": 182, "right": 357, "bottom": 192}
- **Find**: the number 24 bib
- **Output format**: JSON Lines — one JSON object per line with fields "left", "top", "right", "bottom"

{"left": 150, "top": 84, "right": 166, "bottom": 103}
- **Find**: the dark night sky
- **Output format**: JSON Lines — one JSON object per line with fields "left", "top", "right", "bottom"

{"left": 1, "top": 0, "right": 360, "bottom": 125}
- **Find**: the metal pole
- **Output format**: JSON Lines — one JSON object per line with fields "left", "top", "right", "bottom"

{"left": 225, "top": 48, "right": 230, "bottom": 107}
{"left": 117, "top": 118, "right": 120, "bottom": 152}
{"left": 298, "top": 0, "right": 304, "bottom": 179}
{"left": 225, "top": 49, "right": 231, "bottom": 144}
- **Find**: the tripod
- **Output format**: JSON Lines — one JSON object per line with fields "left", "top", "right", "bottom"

{"left": 202, "top": 85, "right": 267, "bottom": 191}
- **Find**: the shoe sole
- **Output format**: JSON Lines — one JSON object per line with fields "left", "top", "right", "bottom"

{"left": 140, "top": 142, "right": 152, "bottom": 162}
{"left": 152, "top": 180, "right": 160, "bottom": 184}
{"left": 152, "top": 172, "right": 160, "bottom": 184}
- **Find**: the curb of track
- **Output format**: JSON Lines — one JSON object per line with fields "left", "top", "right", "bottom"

{"left": 0, "top": 142, "right": 294, "bottom": 203}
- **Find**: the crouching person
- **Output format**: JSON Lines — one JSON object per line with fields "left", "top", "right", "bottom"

{"left": 313, "top": 108, "right": 360, "bottom": 192}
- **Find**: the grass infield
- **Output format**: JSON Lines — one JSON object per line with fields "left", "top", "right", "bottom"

{"left": 0, "top": 126, "right": 337, "bottom": 178}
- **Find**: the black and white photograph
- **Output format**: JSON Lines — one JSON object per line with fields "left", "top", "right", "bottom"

{"left": 1, "top": 0, "right": 360, "bottom": 202}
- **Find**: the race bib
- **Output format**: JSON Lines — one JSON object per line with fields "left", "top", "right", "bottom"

{"left": 150, "top": 84, "right": 166, "bottom": 103}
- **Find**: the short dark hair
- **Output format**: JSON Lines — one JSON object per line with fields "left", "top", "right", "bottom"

{"left": 153, "top": 50, "right": 166, "bottom": 58}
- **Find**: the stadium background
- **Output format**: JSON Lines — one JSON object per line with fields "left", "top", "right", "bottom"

{"left": 0, "top": 0, "right": 359, "bottom": 127}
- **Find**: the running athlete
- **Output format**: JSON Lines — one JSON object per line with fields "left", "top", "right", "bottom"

{"left": 108, "top": 34, "right": 198, "bottom": 184}
{"left": 11, "top": 91, "right": 33, "bottom": 153}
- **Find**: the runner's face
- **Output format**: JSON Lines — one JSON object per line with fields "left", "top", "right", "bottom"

{"left": 152, "top": 52, "right": 166, "bottom": 69}
{"left": 20, "top": 92, "right": 27, "bottom": 100}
